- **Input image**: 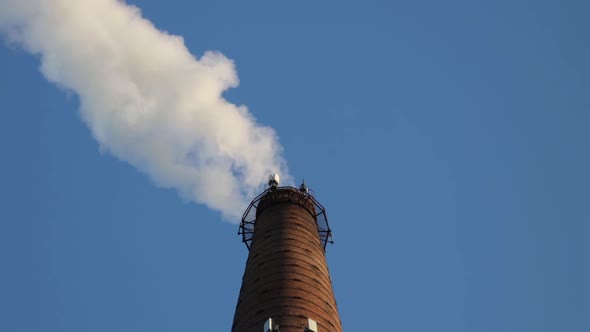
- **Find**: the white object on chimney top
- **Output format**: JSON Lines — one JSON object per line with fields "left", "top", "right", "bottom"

{"left": 268, "top": 173, "right": 280, "bottom": 187}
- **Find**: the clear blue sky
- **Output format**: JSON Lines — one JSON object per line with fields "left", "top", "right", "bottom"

{"left": 1, "top": 1, "right": 589, "bottom": 331}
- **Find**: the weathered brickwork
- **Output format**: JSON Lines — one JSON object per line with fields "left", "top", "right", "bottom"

{"left": 232, "top": 188, "right": 342, "bottom": 332}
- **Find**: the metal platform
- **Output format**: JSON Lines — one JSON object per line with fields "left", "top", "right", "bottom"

{"left": 239, "top": 186, "right": 334, "bottom": 251}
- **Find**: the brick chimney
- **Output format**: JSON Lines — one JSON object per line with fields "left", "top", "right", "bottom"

{"left": 232, "top": 181, "right": 342, "bottom": 332}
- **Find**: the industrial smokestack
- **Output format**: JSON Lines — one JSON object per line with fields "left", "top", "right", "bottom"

{"left": 234, "top": 181, "right": 342, "bottom": 332}
{"left": 0, "top": 0, "right": 288, "bottom": 219}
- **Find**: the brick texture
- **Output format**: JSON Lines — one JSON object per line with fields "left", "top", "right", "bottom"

{"left": 232, "top": 188, "right": 342, "bottom": 332}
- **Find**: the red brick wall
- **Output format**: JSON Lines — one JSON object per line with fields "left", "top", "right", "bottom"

{"left": 232, "top": 189, "right": 342, "bottom": 332}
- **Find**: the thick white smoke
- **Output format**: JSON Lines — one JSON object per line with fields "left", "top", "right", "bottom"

{"left": 0, "top": 0, "right": 289, "bottom": 220}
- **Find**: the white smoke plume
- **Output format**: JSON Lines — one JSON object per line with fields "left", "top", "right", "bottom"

{"left": 0, "top": 0, "right": 289, "bottom": 220}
